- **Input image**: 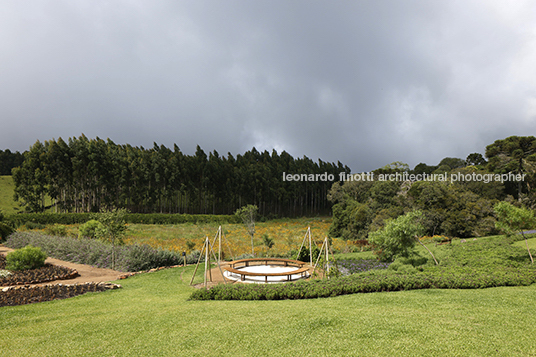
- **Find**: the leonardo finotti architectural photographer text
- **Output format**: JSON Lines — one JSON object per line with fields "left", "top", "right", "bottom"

{"left": 282, "top": 171, "right": 526, "bottom": 184}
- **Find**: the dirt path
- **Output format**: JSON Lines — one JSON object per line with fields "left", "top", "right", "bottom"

{"left": 0, "top": 245, "right": 125, "bottom": 285}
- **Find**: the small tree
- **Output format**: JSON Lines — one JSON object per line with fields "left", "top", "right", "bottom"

{"left": 368, "top": 210, "right": 426, "bottom": 262}
{"left": 235, "top": 204, "right": 258, "bottom": 255}
{"left": 95, "top": 208, "right": 128, "bottom": 270}
{"left": 494, "top": 201, "right": 535, "bottom": 264}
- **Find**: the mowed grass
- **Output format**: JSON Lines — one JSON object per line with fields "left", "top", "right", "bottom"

{"left": 0, "top": 175, "right": 21, "bottom": 214}
{"left": 1, "top": 265, "right": 536, "bottom": 356}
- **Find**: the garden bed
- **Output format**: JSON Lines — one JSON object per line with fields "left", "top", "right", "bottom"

{"left": 0, "top": 255, "right": 79, "bottom": 286}
{"left": 1, "top": 282, "right": 121, "bottom": 307}
{"left": 0, "top": 254, "right": 121, "bottom": 307}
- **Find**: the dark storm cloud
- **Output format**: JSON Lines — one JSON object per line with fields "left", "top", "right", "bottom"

{"left": 1, "top": 0, "right": 535, "bottom": 171}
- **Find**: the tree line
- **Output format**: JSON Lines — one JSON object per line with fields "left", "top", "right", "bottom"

{"left": 0, "top": 149, "right": 24, "bottom": 175}
{"left": 329, "top": 135, "right": 536, "bottom": 240}
{"left": 12, "top": 135, "right": 350, "bottom": 216}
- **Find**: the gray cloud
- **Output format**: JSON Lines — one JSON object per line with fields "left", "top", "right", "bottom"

{"left": 1, "top": 0, "right": 535, "bottom": 171}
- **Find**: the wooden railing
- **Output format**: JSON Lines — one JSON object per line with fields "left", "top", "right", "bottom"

{"left": 224, "top": 258, "right": 310, "bottom": 283}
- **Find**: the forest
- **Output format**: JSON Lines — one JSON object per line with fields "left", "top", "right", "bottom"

{"left": 6, "top": 135, "right": 350, "bottom": 216}
{"left": 328, "top": 135, "right": 536, "bottom": 239}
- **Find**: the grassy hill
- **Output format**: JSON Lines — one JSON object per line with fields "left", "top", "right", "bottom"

{"left": 1, "top": 264, "right": 536, "bottom": 356}
{"left": 0, "top": 175, "right": 21, "bottom": 215}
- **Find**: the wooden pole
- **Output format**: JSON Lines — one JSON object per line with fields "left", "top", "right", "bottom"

{"left": 218, "top": 225, "right": 222, "bottom": 264}
{"left": 208, "top": 237, "right": 228, "bottom": 284}
{"left": 325, "top": 237, "right": 330, "bottom": 278}
{"left": 308, "top": 227, "right": 313, "bottom": 266}
{"left": 295, "top": 227, "right": 309, "bottom": 261}
{"left": 189, "top": 239, "right": 205, "bottom": 285}
{"left": 204, "top": 237, "right": 209, "bottom": 287}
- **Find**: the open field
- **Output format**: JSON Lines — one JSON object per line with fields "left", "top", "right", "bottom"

{"left": 123, "top": 218, "right": 336, "bottom": 257}
{"left": 1, "top": 264, "right": 536, "bottom": 356}
{"left": 0, "top": 176, "right": 21, "bottom": 215}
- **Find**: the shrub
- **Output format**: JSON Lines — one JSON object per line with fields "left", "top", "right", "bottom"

{"left": 0, "top": 222, "right": 14, "bottom": 242}
{"left": 6, "top": 245, "right": 48, "bottom": 271}
{"left": 45, "top": 224, "right": 67, "bottom": 237}
{"left": 297, "top": 244, "right": 320, "bottom": 263}
{"left": 78, "top": 220, "right": 104, "bottom": 239}
{"left": 25, "top": 221, "right": 46, "bottom": 230}
{"left": 123, "top": 244, "right": 180, "bottom": 271}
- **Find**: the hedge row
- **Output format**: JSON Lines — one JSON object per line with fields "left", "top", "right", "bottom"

{"left": 4, "top": 213, "right": 240, "bottom": 226}
{"left": 190, "top": 266, "right": 536, "bottom": 300}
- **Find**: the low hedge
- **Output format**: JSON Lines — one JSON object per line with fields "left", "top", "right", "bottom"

{"left": 4, "top": 213, "right": 239, "bottom": 227}
{"left": 190, "top": 266, "right": 536, "bottom": 301}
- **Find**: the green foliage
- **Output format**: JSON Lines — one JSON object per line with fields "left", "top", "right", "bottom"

{"left": 190, "top": 266, "right": 536, "bottom": 301}
{"left": 44, "top": 224, "right": 67, "bottom": 237}
{"left": 486, "top": 135, "right": 536, "bottom": 198}
{"left": 4, "top": 212, "right": 239, "bottom": 227}
{"left": 494, "top": 201, "right": 536, "bottom": 235}
{"left": 78, "top": 219, "right": 104, "bottom": 239}
{"left": 95, "top": 208, "right": 128, "bottom": 270}
{"left": 11, "top": 136, "right": 349, "bottom": 216}
{"left": 466, "top": 152, "right": 487, "bottom": 166}
{"left": 437, "top": 157, "right": 466, "bottom": 171}
{"left": 192, "top": 235, "right": 536, "bottom": 301}
{"left": 262, "top": 233, "right": 274, "bottom": 250}
{"left": 297, "top": 244, "right": 320, "bottom": 263}
{"left": 368, "top": 210, "right": 425, "bottom": 261}
{"left": 5, "top": 245, "right": 47, "bottom": 271}
{"left": 494, "top": 201, "right": 536, "bottom": 263}
{"left": 328, "top": 200, "right": 371, "bottom": 240}
{"left": 0, "top": 222, "right": 14, "bottom": 241}
{"left": 4, "top": 231, "right": 200, "bottom": 272}
{"left": 438, "top": 237, "right": 530, "bottom": 268}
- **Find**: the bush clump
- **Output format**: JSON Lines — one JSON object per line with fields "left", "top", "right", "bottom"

{"left": 6, "top": 245, "right": 48, "bottom": 271}
{"left": 78, "top": 220, "right": 104, "bottom": 239}
{"left": 45, "top": 224, "right": 68, "bottom": 237}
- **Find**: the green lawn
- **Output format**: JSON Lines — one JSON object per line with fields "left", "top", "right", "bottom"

{"left": 513, "top": 237, "right": 536, "bottom": 253}
{"left": 1, "top": 265, "right": 536, "bottom": 356}
{"left": 0, "top": 175, "right": 21, "bottom": 215}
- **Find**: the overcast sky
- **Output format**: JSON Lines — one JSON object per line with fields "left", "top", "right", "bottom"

{"left": 1, "top": 1, "right": 535, "bottom": 172}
